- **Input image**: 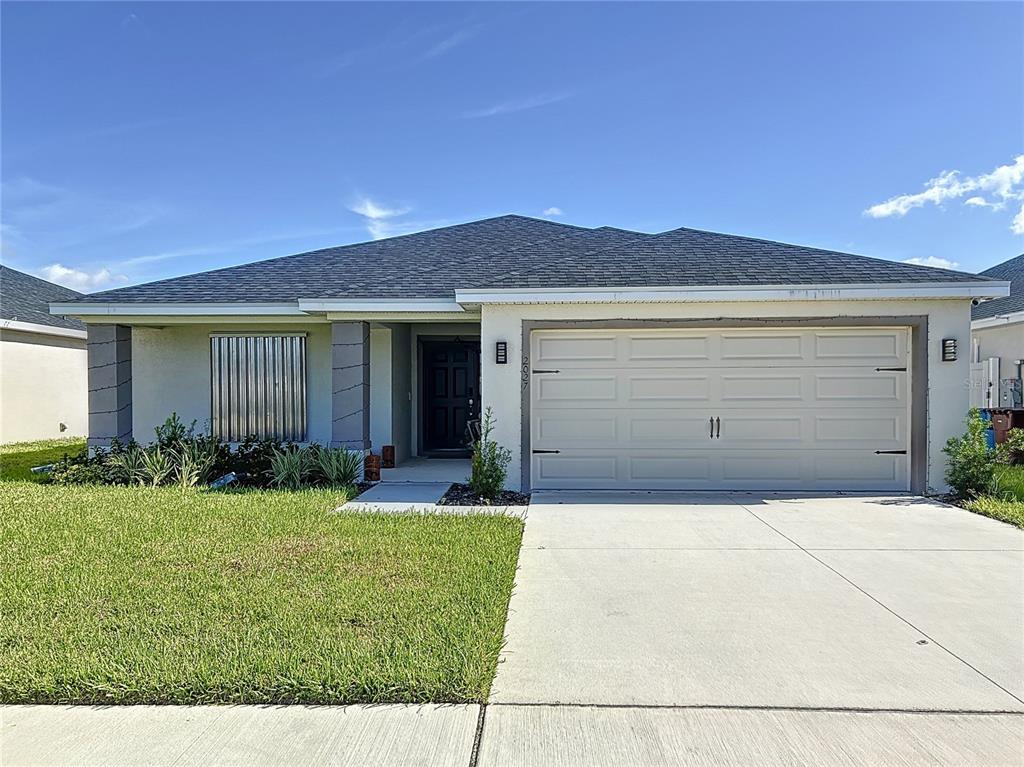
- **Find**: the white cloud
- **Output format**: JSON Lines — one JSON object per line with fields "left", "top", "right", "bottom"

{"left": 462, "top": 93, "right": 570, "bottom": 119}
{"left": 865, "top": 155, "right": 1024, "bottom": 234}
{"left": 38, "top": 263, "right": 127, "bottom": 291}
{"left": 542, "top": 207, "right": 563, "bottom": 217}
{"left": 901, "top": 256, "right": 959, "bottom": 270}
{"left": 1012, "top": 204, "right": 1024, "bottom": 235}
{"left": 347, "top": 196, "right": 413, "bottom": 240}
{"left": 964, "top": 196, "right": 997, "bottom": 208}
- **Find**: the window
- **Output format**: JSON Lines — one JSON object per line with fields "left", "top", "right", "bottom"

{"left": 210, "top": 334, "right": 307, "bottom": 441}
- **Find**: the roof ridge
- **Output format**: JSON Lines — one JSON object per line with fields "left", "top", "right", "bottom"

{"left": 652, "top": 225, "right": 993, "bottom": 282}
{"left": 362, "top": 225, "right": 601, "bottom": 292}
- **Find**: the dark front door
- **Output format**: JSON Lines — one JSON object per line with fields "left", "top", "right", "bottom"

{"left": 422, "top": 339, "right": 480, "bottom": 453}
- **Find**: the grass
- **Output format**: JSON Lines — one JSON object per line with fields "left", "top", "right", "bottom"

{"left": 963, "top": 495, "right": 1024, "bottom": 529}
{"left": 0, "top": 481, "right": 523, "bottom": 704}
{"left": 993, "top": 464, "right": 1024, "bottom": 502}
{"left": 0, "top": 438, "right": 85, "bottom": 482}
{"left": 956, "top": 465, "right": 1024, "bottom": 529}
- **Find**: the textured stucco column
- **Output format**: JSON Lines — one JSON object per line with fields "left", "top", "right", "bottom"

{"left": 87, "top": 324, "right": 132, "bottom": 449}
{"left": 331, "top": 321, "right": 370, "bottom": 451}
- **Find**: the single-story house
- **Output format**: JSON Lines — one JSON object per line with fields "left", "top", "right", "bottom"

{"left": 51, "top": 215, "right": 1010, "bottom": 494}
{"left": 1, "top": 266, "right": 88, "bottom": 443}
{"left": 970, "top": 254, "right": 1023, "bottom": 408}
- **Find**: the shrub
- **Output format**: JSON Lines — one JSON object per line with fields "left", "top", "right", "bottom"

{"left": 141, "top": 446, "right": 174, "bottom": 487}
{"left": 224, "top": 436, "right": 287, "bottom": 486}
{"left": 312, "top": 445, "right": 362, "bottom": 488}
{"left": 49, "top": 453, "right": 111, "bottom": 485}
{"left": 943, "top": 409, "right": 997, "bottom": 498}
{"left": 998, "top": 428, "right": 1024, "bottom": 466}
{"left": 269, "top": 447, "right": 312, "bottom": 490}
{"left": 172, "top": 440, "right": 219, "bottom": 489}
{"left": 108, "top": 445, "right": 148, "bottom": 486}
{"left": 469, "top": 408, "right": 511, "bottom": 501}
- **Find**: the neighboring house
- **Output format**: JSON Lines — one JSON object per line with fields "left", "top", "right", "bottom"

{"left": 1, "top": 266, "right": 89, "bottom": 443}
{"left": 51, "top": 215, "right": 1009, "bottom": 494}
{"left": 970, "top": 254, "right": 1023, "bottom": 408}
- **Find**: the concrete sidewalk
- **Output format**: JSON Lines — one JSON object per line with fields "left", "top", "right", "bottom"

{"left": 1, "top": 704, "right": 480, "bottom": 767}
{"left": 4, "top": 704, "right": 1022, "bottom": 766}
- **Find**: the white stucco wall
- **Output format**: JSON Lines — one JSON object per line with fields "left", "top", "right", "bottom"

{"left": 0, "top": 329, "right": 88, "bottom": 443}
{"left": 131, "top": 323, "right": 333, "bottom": 444}
{"left": 972, "top": 321, "right": 1023, "bottom": 378}
{"left": 479, "top": 299, "right": 973, "bottom": 494}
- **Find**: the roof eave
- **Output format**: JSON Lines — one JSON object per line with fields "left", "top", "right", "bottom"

{"left": 971, "top": 310, "right": 1024, "bottom": 330}
{"left": 454, "top": 281, "right": 1010, "bottom": 305}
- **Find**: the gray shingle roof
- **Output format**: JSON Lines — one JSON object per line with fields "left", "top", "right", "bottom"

{"left": 74, "top": 214, "right": 990, "bottom": 305}
{"left": 1, "top": 266, "right": 85, "bottom": 330}
{"left": 972, "top": 254, "right": 1024, "bottom": 321}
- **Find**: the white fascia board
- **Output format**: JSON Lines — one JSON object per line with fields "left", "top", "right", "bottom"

{"left": 455, "top": 281, "right": 1011, "bottom": 305}
{"left": 1, "top": 318, "right": 87, "bottom": 339}
{"left": 49, "top": 301, "right": 307, "bottom": 317}
{"left": 971, "top": 311, "right": 1024, "bottom": 330}
{"left": 297, "top": 299, "right": 468, "bottom": 313}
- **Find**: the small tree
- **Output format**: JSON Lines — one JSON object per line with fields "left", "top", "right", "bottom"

{"left": 943, "top": 409, "right": 996, "bottom": 498}
{"left": 469, "top": 407, "right": 511, "bottom": 501}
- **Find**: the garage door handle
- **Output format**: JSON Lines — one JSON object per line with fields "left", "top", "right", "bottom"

{"left": 874, "top": 450, "right": 907, "bottom": 455}
{"left": 532, "top": 449, "right": 561, "bottom": 454}
{"left": 710, "top": 417, "right": 715, "bottom": 439}
{"left": 715, "top": 417, "right": 721, "bottom": 439}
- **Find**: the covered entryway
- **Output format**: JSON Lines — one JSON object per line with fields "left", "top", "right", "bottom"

{"left": 529, "top": 327, "right": 911, "bottom": 491}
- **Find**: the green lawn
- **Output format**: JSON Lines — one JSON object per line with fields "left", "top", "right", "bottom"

{"left": 0, "top": 481, "right": 523, "bottom": 704}
{"left": 0, "top": 438, "right": 86, "bottom": 482}
{"left": 994, "top": 464, "right": 1024, "bottom": 502}
{"left": 962, "top": 465, "right": 1024, "bottom": 529}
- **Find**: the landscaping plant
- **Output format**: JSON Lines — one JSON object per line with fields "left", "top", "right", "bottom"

{"left": 312, "top": 445, "right": 363, "bottom": 488}
{"left": 269, "top": 446, "right": 312, "bottom": 490}
{"left": 469, "top": 407, "right": 512, "bottom": 501}
{"left": 943, "top": 408, "right": 997, "bottom": 498}
{"left": 998, "top": 428, "right": 1024, "bottom": 467}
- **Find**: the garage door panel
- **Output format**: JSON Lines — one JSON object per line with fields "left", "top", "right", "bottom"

{"left": 534, "top": 455, "right": 618, "bottom": 484}
{"left": 536, "top": 374, "right": 617, "bottom": 402}
{"left": 629, "top": 455, "right": 712, "bottom": 483}
{"left": 529, "top": 328, "right": 911, "bottom": 491}
{"left": 720, "top": 374, "right": 804, "bottom": 401}
{"left": 720, "top": 333, "right": 805, "bottom": 360}
{"left": 628, "top": 374, "right": 710, "bottom": 401}
{"left": 813, "top": 330, "right": 904, "bottom": 364}
{"left": 629, "top": 415, "right": 715, "bottom": 444}
{"left": 815, "top": 373, "right": 902, "bottom": 402}
{"left": 535, "top": 334, "right": 617, "bottom": 362}
{"left": 814, "top": 414, "right": 903, "bottom": 444}
{"left": 627, "top": 334, "right": 710, "bottom": 362}
{"left": 536, "top": 414, "right": 617, "bottom": 444}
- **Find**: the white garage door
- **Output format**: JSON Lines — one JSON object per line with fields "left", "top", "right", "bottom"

{"left": 529, "top": 328, "right": 910, "bottom": 491}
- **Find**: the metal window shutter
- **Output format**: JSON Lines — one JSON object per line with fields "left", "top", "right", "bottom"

{"left": 210, "top": 335, "right": 307, "bottom": 442}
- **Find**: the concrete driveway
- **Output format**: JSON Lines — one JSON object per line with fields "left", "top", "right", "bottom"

{"left": 483, "top": 493, "right": 1024, "bottom": 765}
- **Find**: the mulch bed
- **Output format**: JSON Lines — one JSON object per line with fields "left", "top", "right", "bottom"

{"left": 438, "top": 483, "right": 531, "bottom": 507}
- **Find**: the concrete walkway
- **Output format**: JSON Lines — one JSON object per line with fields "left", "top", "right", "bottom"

{"left": 1, "top": 705, "right": 479, "bottom": 767}
{"left": 5, "top": 703, "right": 1022, "bottom": 766}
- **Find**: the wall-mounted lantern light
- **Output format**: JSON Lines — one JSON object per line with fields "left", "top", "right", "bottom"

{"left": 496, "top": 341, "right": 508, "bottom": 364}
{"left": 941, "top": 338, "right": 958, "bottom": 362}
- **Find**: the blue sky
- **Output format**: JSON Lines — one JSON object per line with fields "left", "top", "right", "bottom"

{"left": 2, "top": 1, "right": 1022, "bottom": 292}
